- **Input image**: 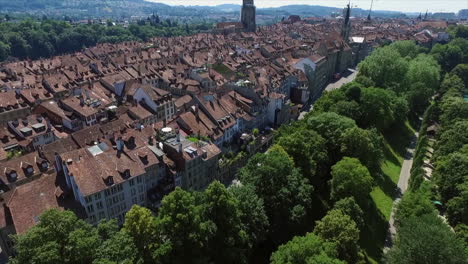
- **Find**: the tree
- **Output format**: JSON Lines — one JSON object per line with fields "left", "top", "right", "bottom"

{"left": 6, "top": 33, "right": 30, "bottom": 59}
{"left": 270, "top": 233, "right": 345, "bottom": 264}
{"left": 439, "top": 74, "right": 466, "bottom": 95}
{"left": 201, "top": 181, "right": 249, "bottom": 264}
{"left": 330, "top": 157, "right": 373, "bottom": 205}
{"left": 358, "top": 45, "right": 409, "bottom": 89}
{"left": 229, "top": 184, "right": 269, "bottom": 247}
{"left": 385, "top": 214, "right": 467, "bottom": 264}
{"left": 390, "top": 40, "right": 426, "bottom": 59}
{"left": 314, "top": 209, "right": 360, "bottom": 262}
{"left": 11, "top": 209, "right": 100, "bottom": 264}
{"left": 394, "top": 191, "right": 436, "bottom": 225}
{"left": 404, "top": 54, "right": 440, "bottom": 93}
{"left": 430, "top": 42, "right": 464, "bottom": 72}
{"left": 359, "top": 87, "right": 402, "bottom": 131}
{"left": 94, "top": 228, "right": 140, "bottom": 264}
{"left": 239, "top": 145, "right": 313, "bottom": 241}
{"left": 155, "top": 187, "right": 210, "bottom": 264}
{"left": 0, "top": 41, "right": 10, "bottom": 61}
{"left": 435, "top": 121, "right": 468, "bottom": 158}
{"left": 333, "top": 197, "right": 365, "bottom": 229}
{"left": 276, "top": 129, "right": 327, "bottom": 180}
{"left": 451, "top": 64, "right": 468, "bottom": 89}
{"left": 406, "top": 82, "right": 434, "bottom": 115}
{"left": 306, "top": 112, "right": 356, "bottom": 161}
{"left": 339, "top": 127, "right": 383, "bottom": 172}
{"left": 123, "top": 205, "right": 158, "bottom": 263}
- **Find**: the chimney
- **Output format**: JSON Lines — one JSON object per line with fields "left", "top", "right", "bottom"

{"left": 80, "top": 96, "right": 85, "bottom": 106}
{"left": 148, "top": 136, "right": 154, "bottom": 146}
{"left": 176, "top": 129, "right": 180, "bottom": 142}
{"left": 178, "top": 143, "right": 182, "bottom": 153}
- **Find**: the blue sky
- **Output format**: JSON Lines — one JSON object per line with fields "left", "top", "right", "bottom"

{"left": 147, "top": 0, "right": 468, "bottom": 13}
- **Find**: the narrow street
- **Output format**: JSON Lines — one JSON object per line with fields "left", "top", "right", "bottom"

{"left": 384, "top": 133, "right": 419, "bottom": 252}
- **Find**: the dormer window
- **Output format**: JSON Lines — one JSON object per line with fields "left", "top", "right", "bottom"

{"left": 6, "top": 170, "right": 17, "bottom": 182}
{"left": 26, "top": 166, "right": 34, "bottom": 175}
{"left": 104, "top": 176, "right": 114, "bottom": 186}
{"left": 41, "top": 161, "right": 49, "bottom": 170}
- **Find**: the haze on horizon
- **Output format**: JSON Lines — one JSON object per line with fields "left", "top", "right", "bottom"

{"left": 147, "top": 0, "right": 468, "bottom": 13}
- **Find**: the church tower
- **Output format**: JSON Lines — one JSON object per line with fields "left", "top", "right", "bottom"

{"left": 241, "top": 0, "right": 256, "bottom": 32}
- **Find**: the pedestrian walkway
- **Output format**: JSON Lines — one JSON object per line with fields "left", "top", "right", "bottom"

{"left": 384, "top": 133, "right": 418, "bottom": 252}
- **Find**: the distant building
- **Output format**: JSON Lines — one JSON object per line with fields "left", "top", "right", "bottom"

{"left": 241, "top": 0, "right": 256, "bottom": 32}
{"left": 459, "top": 9, "right": 468, "bottom": 19}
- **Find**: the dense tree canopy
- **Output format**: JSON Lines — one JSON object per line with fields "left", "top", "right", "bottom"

{"left": 239, "top": 145, "right": 313, "bottom": 241}
{"left": 330, "top": 157, "right": 374, "bottom": 205}
{"left": 385, "top": 214, "right": 467, "bottom": 264}
{"left": 358, "top": 45, "right": 409, "bottom": 89}
{"left": 0, "top": 18, "right": 212, "bottom": 61}
{"left": 270, "top": 233, "right": 344, "bottom": 264}
{"left": 314, "top": 209, "right": 361, "bottom": 263}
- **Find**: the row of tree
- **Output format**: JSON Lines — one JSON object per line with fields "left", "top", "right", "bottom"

{"left": 10, "top": 38, "right": 461, "bottom": 263}
{"left": 387, "top": 33, "right": 468, "bottom": 263}
{"left": 0, "top": 18, "right": 212, "bottom": 62}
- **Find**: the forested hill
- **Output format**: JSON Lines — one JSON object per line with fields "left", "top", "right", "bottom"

{"left": 0, "top": 0, "right": 406, "bottom": 20}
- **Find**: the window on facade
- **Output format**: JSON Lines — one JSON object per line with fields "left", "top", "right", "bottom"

{"left": 98, "top": 211, "right": 105, "bottom": 219}
{"left": 119, "top": 193, "right": 125, "bottom": 202}
{"left": 132, "top": 197, "right": 138, "bottom": 204}
{"left": 131, "top": 188, "right": 136, "bottom": 196}
{"left": 129, "top": 178, "right": 135, "bottom": 186}
{"left": 87, "top": 204, "right": 94, "bottom": 213}
{"left": 137, "top": 176, "right": 142, "bottom": 184}
{"left": 95, "top": 193, "right": 101, "bottom": 200}
{"left": 139, "top": 194, "right": 145, "bottom": 202}
{"left": 90, "top": 215, "right": 96, "bottom": 223}
{"left": 105, "top": 189, "right": 111, "bottom": 197}
{"left": 97, "top": 201, "right": 103, "bottom": 210}
{"left": 85, "top": 196, "right": 92, "bottom": 204}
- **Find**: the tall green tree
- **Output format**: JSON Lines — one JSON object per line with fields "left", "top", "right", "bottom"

{"left": 239, "top": 145, "right": 313, "bottom": 241}
{"left": 11, "top": 209, "right": 100, "bottom": 264}
{"left": 276, "top": 129, "right": 328, "bottom": 180}
{"left": 358, "top": 45, "right": 409, "bottom": 89}
{"left": 314, "top": 209, "right": 360, "bottom": 263}
{"left": 202, "top": 181, "right": 249, "bottom": 264}
{"left": 330, "top": 157, "right": 373, "bottom": 205}
{"left": 123, "top": 206, "right": 158, "bottom": 263}
{"left": 229, "top": 184, "right": 269, "bottom": 247}
{"left": 155, "top": 187, "right": 210, "bottom": 264}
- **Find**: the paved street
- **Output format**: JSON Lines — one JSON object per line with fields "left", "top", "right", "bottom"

{"left": 325, "top": 69, "right": 358, "bottom": 92}
{"left": 384, "top": 133, "right": 419, "bottom": 252}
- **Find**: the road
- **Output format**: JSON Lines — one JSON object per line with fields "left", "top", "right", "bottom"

{"left": 384, "top": 133, "right": 419, "bottom": 252}
{"left": 325, "top": 69, "right": 358, "bottom": 92}
{"left": 299, "top": 69, "right": 358, "bottom": 120}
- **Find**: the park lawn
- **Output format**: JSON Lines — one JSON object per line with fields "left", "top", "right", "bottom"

{"left": 361, "top": 122, "right": 414, "bottom": 264}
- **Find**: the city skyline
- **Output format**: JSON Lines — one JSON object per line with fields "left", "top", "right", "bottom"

{"left": 148, "top": 0, "right": 468, "bottom": 13}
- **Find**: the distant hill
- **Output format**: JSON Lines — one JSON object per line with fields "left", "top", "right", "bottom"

{"left": 0, "top": 0, "right": 406, "bottom": 20}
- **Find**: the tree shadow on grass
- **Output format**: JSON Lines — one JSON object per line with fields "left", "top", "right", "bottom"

{"left": 360, "top": 199, "right": 389, "bottom": 264}
{"left": 383, "top": 122, "right": 414, "bottom": 158}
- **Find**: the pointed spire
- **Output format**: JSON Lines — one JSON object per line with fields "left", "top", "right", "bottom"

{"left": 424, "top": 10, "right": 428, "bottom": 20}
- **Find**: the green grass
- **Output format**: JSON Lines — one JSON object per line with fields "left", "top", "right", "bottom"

{"left": 360, "top": 121, "right": 415, "bottom": 263}
{"left": 212, "top": 63, "right": 234, "bottom": 78}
